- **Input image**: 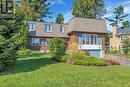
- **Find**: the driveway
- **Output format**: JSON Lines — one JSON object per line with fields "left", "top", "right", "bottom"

{"left": 105, "top": 54, "right": 130, "bottom": 67}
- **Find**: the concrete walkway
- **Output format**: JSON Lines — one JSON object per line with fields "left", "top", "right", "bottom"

{"left": 105, "top": 55, "right": 130, "bottom": 67}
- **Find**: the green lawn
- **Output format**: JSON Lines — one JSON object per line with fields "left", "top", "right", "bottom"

{"left": 0, "top": 54, "right": 130, "bottom": 87}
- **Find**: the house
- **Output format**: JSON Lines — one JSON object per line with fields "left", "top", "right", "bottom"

{"left": 28, "top": 17, "right": 107, "bottom": 58}
{"left": 110, "top": 26, "right": 130, "bottom": 50}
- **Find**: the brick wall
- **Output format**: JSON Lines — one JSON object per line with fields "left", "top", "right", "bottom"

{"left": 29, "top": 36, "right": 69, "bottom": 51}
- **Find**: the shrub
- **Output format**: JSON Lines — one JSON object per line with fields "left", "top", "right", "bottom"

{"left": 106, "top": 50, "right": 120, "bottom": 55}
{"left": 74, "top": 56, "right": 107, "bottom": 66}
{"left": 85, "top": 51, "right": 90, "bottom": 56}
{"left": 67, "top": 50, "right": 88, "bottom": 64}
{"left": 48, "top": 38, "right": 66, "bottom": 61}
{"left": 122, "top": 35, "right": 130, "bottom": 55}
{"left": 104, "top": 58, "right": 120, "bottom": 65}
{"left": 17, "top": 49, "right": 32, "bottom": 55}
{"left": 60, "top": 55, "right": 68, "bottom": 63}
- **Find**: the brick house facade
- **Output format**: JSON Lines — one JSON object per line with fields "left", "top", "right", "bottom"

{"left": 28, "top": 17, "right": 107, "bottom": 58}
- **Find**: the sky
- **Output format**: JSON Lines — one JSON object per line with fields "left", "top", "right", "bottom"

{"left": 44, "top": 0, "right": 130, "bottom": 31}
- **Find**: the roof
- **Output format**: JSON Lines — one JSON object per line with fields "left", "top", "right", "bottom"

{"left": 67, "top": 17, "right": 107, "bottom": 34}
{"left": 117, "top": 27, "right": 130, "bottom": 35}
{"left": 29, "top": 17, "right": 107, "bottom": 37}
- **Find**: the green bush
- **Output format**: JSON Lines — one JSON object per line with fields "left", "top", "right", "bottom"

{"left": 74, "top": 56, "right": 107, "bottom": 66}
{"left": 17, "top": 49, "right": 32, "bottom": 55}
{"left": 85, "top": 51, "right": 90, "bottom": 56}
{"left": 106, "top": 50, "right": 120, "bottom": 55}
{"left": 68, "top": 50, "right": 89, "bottom": 63}
{"left": 60, "top": 55, "right": 68, "bottom": 63}
{"left": 48, "top": 38, "right": 66, "bottom": 61}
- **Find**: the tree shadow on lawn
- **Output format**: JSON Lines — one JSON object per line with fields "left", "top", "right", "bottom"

{"left": 0, "top": 57, "right": 58, "bottom": 75}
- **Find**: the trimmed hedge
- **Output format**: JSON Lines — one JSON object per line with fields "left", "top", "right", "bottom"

{"left": 17, "top": 49, "right": 32, "bottom": 55}
{"left": 74, "top": 56, "right": 107, "bottom": 66}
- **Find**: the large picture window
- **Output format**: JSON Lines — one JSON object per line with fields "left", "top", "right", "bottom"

{"left": 78, "top": 33, "right": 102, "bottom": 45}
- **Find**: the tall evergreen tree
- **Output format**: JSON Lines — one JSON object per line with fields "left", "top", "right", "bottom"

{"left": 55, "top": 14, "right": 64, "bottom": 24}
{"left": 106, "top": 5, "right": 128, "bottom": 27}
{"left": 0, "top": 13, "right": 25, "bottom": 71}
{"left": 29, "top": 0, "right": 52, "bottom": 19}
{"left": 72, "top": 0, "right": 105, "bottom": 19}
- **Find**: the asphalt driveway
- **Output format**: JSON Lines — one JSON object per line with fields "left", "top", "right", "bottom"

{"left": 105, "top": 55, "right": 130, "bottom": 67}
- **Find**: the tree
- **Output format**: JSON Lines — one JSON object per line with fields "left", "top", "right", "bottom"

{"left": 55, "top": 14, "right": 64, "bottom": 24}
{"left": 48, "top": 38, "right": 66, "bottom": 61}
{"left": 16, "top": 0, "right": 52, "bottom": 48}
{"left": 106, "top": 5, "right": 128, "bottom": 27}
{"left": 72, "top": 0, "right": 105, "bottom": 19}
{"left": 105, "top": 33, "right": 110, "bottom": 45}
{"left": 122, "top": 21, "right": 129, "bottom": 28}
{"left": 122, "top": 35, "right": 130, "bottom": 54}
{"left": 17, "top": 0, "right": 52, "bottom": 20}
{"left": 16, "top": 0, "right": 40, "bottom": 21}
{"left": 0, "top": 13, "right": 25, "bottom": 71}
{"left": 29, "top": 0, "right": 52, "bottom": 19}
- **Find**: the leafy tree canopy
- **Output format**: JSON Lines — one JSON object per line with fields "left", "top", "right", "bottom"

{"left": 72, "top": 0, "right": 105, "bottom": 19}
{"left": 122, "top": 21, "right": 129, "bottom": 28}
{"left": 55, "top": 13, "right": 64, "bottom": 24}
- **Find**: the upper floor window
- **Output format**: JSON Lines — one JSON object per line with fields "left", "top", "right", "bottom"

{"left": 32, "top": 38, "right": 40, "bottom": 46}
{"left": 60, "top": 26, "right": 64, "bottom": 33}
{"left": 29, "top": 23, "right": 35, "bottom": 31}
{"left": 44, "top": 24, "right": 52, "bottom": 32}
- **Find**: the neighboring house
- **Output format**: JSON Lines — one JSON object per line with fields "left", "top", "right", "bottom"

{"left": 110, "top": 26, "right": 130, "bottom": 50}
{"left": 28, "top": 17, "right": 107, "bottom": 58}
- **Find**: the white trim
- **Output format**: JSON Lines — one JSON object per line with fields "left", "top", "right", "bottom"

{"left": 29, "top": 23, "right": 35, "bottom": 31}
{"left": 78, "top": 45, "right": 104, "bottom": 58}
{"left": 44, "top": 24, "right": 52, "bottom": 32}
{"left": 60, "top": 26, "right": 64, "bottom": 33}
{"left": 78, "top": 45, "right": 102, "bottom": 50}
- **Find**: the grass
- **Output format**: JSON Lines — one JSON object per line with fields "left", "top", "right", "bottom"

{"left": 0, "top": 54, "right": 130, "bottom": 87}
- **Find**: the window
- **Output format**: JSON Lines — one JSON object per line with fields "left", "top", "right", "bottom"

{"left": 29, "top": 23, "right": 35, "bottom": 31}
{"left": 82, "top": 34, "right": 86, "bottom": 44}
{"left": 78, "top": 34, "right": 101, "bottom": 45}
{"left": 32, "top": 38, "right": 40, "bottom": 46}
{"left": 44, "top": 38, "right": 50, "bottom": 46}
{"left": 60, "top": 26, "right": 64, "bottom": 33}
{"left": 44, "top": 24, "right": 52, "bottom": 32}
